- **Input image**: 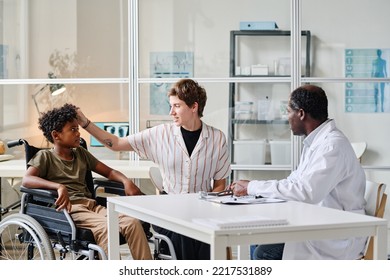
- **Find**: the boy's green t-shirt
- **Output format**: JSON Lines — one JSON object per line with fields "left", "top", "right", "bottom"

{"left": 27, "top": 146, "right": 99, "bottom": 200}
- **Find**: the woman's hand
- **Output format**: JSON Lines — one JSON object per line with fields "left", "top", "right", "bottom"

{"left": 76, "top": 108, "right": 89, "bottom": 128}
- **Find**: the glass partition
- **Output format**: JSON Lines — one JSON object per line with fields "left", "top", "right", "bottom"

{"left": 302, "top": 0, "right": 390, "bottom": 79}
{"left": 1, "top": 0, "right": 128, "bottom": 80}
{"left": 301, "top": 0, "right": 390, "bottom": 186}
{"left": 138, "top": 0, "right": 290, "bottom": 78}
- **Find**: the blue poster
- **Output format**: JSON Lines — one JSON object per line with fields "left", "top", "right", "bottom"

{"left": 150, "top": 52, "right": 193, "bottom": 115}
{"left": 345, "top": 48, "right": 390, "bottom": 113}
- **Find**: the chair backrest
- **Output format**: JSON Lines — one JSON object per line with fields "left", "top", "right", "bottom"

{"left": 351, "top": 142, "right": 367, "bottom": 162}
{"left": 364, "top": 180, "right": 387, "bottom": 217}
{"left": 149, "top": 166, "right": 164, "bottom": 194}
{"left": 363, "top": 180, "right": 387, "bottom": 260}
{"left": 80, "top": 138, "right": 95, "bottom": 195}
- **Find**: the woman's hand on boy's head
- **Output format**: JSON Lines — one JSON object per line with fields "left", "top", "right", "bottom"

{"left": 75, "top": 108, "right": 89, "bottom": 127}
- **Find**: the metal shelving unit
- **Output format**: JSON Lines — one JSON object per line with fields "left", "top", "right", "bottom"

{"left": 228, "top": 30, "right": 311, "bottom": 179}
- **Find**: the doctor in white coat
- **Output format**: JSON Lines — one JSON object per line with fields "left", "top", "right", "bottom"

{"left": 231, "top": 84, "right": 366, "bottom": 260}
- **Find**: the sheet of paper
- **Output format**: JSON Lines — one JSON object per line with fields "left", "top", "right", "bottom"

{"left": 193, "top": 215, "right": 288, "bottom": 229}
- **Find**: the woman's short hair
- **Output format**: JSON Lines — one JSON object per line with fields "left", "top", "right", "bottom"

{"left": 168, "top": 79, "right": 207, "bottom": 117}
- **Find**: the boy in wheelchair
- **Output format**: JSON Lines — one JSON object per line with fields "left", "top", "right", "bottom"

{"left": 21, "top": 103, "right": 152, "bottom": 260}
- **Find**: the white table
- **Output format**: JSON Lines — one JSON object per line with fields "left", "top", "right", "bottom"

{"left": 0, "top": 160, "right": 26, "bottom": 178}
{"left": 107, "top": 193, "right": 388, "bottom": 260}
{"left": 0, "top": 159, "right": 157, "bottom": 179}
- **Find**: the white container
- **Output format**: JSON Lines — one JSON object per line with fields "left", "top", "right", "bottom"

{"left": 257, "top": 98, "right": 271, "bottom": 121}
{"left": 234, "top": 110, "right": 254, "bottom": 120}
{"left": 270, "top": 140, "right": 291, "bottom": 165}
{"left": 233, "top": 140, "right": 266, "bottom": 165}
{"left": 235, "top": 101, "right": 253, "bottom": 111}
{"left": 251, "top": 64, "right": 268, "bottom": 75}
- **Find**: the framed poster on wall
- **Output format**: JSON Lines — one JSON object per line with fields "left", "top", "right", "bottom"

{"left": 345, "top": 48, "right": 390, "bottom": 113}
{"left": 149, "top": 52, "right": 193, "bottom": 115}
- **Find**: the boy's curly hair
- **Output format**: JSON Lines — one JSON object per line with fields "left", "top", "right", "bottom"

{"left": 38, "top": 103, "right": 78, "bottom": 143}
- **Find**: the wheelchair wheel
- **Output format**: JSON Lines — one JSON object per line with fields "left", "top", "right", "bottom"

{"left": 0, "top": 213, "right": 55, "bottom": 260}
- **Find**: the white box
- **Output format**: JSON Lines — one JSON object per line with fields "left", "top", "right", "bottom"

{"left": 251, "top": 64, "right": 268, "bottom": 75}
{"left": 239, "top": 21, "right": 279, "bottom": 30}
{"left": 233, "top": 140, "right": 266, "bottom": 165}
{"left": 270, "top": 140, "right": 291, "bottom": 165}
{"left": 257, "top": 99, "right": 271, "bottom": 120}
{"left": 235, "top": 101, "right": 254, "bottom": 111}
{"left": 234, "top": 110, "right": 254, "bottom": 120}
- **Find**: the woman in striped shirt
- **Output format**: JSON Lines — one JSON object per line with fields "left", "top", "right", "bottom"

{"left": 77, "top": 78, "right": 231, "bottom": 259}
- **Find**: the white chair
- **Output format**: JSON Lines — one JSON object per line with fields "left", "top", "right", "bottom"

{"left": 351, "top": 142, "right": 367, "bottom": 162}
{"left": 148, "top": 167, "right": 177, "bottom": 260}
{"left": 149, "top": 166, "right": 164, "bottom": 195}
{"left": 362, "top": 180, "right": 387, "bottom": 259}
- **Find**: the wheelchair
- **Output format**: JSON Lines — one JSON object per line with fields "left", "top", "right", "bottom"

{"left": 0, "top": 138, "right": 152, "bottom": 260}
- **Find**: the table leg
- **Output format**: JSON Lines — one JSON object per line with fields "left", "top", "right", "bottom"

{"left": 211, "top": 236, "right": 229, "bottom": 260}
{"left": 107, "top": 200, "right": 120, "bottom": 260}
{"left": 237, "top": 245, "right": 250, "bottom": 260}
{"left": 373, "top": 224, "right": 388, "bottom": 259}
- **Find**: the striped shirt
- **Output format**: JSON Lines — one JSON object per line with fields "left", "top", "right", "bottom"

{"left": 128, "top": 122, "right": 231, "bottom": 194}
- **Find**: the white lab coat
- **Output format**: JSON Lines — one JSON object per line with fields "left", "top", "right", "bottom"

{"left": 247, "top": 119, "right": 367, "bottom": 259}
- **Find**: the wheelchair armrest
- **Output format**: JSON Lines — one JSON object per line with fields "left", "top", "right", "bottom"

{"left": 20, "top": 185, "right": 58, "bottom": 199}
{"left": 93, "top": 178, "right": 125, "bottom": 196}
{"left": 20, "top": 185, "right": 58, "bottom": 206}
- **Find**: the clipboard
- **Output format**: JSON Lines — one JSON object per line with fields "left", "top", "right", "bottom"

{"left": 199, "top": 192, "right": 285, "bottom": 205}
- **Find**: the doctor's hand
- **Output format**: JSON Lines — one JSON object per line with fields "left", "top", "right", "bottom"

{"left": 230, "top": 180, "right": 250, "bottom": 197}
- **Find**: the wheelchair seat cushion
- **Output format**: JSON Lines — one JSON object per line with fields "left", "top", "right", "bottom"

{"left": 76, "top": 227, "right": 96, "bottom": 243}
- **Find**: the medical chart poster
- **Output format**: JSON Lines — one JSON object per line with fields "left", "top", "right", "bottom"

{"left": 345, "top": 48, "right": 390, "bottom": 113}
{"left": 150, "top": 52, "right": 194, "bottom": 115}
